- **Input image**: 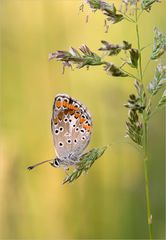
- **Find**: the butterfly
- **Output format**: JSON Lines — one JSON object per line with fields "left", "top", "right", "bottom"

{"left": 27, "top": 94, "right": 92, "bottom": 170}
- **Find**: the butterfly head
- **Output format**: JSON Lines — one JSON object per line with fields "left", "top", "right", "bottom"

{"left": 50, "top": 158, "right": 61, "bottom": 168}
{"left": 50, "top": 154, "right": 80, "bottom": 168}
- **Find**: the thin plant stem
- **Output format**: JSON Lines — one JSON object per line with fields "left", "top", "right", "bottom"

{"left": 142, "top": 51, "right": 154, "bottom": 240}
{"left": 135, "top": 9, "right": 143, "bottom": 82}
{"left": 108, "top": 137, "right": 143, "bottom": 153}
{"left": 149, "top": 103, "right": 165, "bottom": 119}
{"left": 143, "top": 59, "right": 151, "bottom": 77}
{"left": 120, "top": 67, "right": 140, "bottom": 80}
{"left": 117, "top": 10, "right": 135, "bottom": 23}
{"left": 143, "top": 121, "right": 153, "bottom": 239}
{"left": 137, "top": 9, "right": 143, "bottom": 20}
{"left": 123, "top": 13, "right": 135, "bottom": 23}
{"left": 146, "top": 94, "right": 153, "bottom": 119}
{"left": 135, "top": 4, "right": 154, "bottom": 239}
{"left": 141, "top": 42, "right": 153, "bottom": 51}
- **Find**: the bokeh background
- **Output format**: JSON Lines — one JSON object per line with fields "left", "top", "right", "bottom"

{"left": 0, "top": 0, "right": 165, "bottom": 239}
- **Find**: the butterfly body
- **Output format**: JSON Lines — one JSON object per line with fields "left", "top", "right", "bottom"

{"left": 51, "top": 94, "right": 92, "bottom": 168}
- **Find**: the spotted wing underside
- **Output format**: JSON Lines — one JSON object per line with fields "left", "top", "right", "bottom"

{"left": 51, "top": 94, "right": 92, "bottom": 163}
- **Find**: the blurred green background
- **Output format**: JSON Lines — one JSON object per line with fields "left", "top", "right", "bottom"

{"left": 0, "top": 0, "right": 165, "bottom": 239}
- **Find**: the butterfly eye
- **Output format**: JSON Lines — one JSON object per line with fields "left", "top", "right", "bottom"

{"left": 54, "top": 159, "right": 60, "bottom": 167}
{"left": 59, "top": 142, "right": 64, "bottom": 147}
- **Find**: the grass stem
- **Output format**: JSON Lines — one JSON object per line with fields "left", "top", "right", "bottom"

{"left": 121, "top": 68, "right": 140, "bottom": 80}
{"left": 135, "top": 4, "right": 153, "bottom": 239}
{"left": 143, "top": 121, "right": 154, "bottom": 239}
{"left": 143, "top": 59, "right": 151, "bottom": 77}
{"left": 135, "top": 14, "right": 143, "bottom": 81}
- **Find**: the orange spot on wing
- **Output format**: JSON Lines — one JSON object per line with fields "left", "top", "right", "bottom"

{"left": 69, "top": 104, "right": 78, "bottom": 110}
{"left": 54, "top": 118, "right": 58, "bottom": 124}
{"left": 64, "top": 109, "right": 69, "bottom": 115}
{"left": 68, "top": 104, "right": 74, "bottom": 110}
{"left": 74, "top": 106, "right": 79, "bottom": 111}
{"left": 55, "top": 100, "right": 62, "bottom": 108}
{"left": 69, "top": 110, "right": 75, "bottom": 115}
{"left": 83, "top": 124, "right": 91, "bottom": 131}
{"left": 79, "top": 117, "right": 86, "bottom": 124}
{"left": 58, "top": 112, "right": 63, "bottom": 120}
{"left": 63, "top": 101, "right": 69, "bottom": 107}
{"left": 74, "top": 113, "right": 81, "bottom": 119}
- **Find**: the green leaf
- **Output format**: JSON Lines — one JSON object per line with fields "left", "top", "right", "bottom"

{"left": 99, "top": 40, "right": 132, "bottom": 56}
{"left": 148, "top": 64, "right": 166, "bottom": 95}
{"left": 99, "top": 40, "right": 122, "bottom": 56}
{"left": 124, "top": 93, "right": 146, "bottom": 113}
{"left": 141, "top": 0, "right": 160, "bottom": 11}
{"left": 104, "top": 63, "right": 128, "bottom": 77}
{"left": 79, "top": 45, "right": 103, "bottom": 68}
{"left": 151, "top": 28, "right": 166, "bottom": 60}
{"left": 49, "top": 45, "right": 103, "bottom": 70}
{"left": 86, "top": 0, "right": 124, "bottom": 24}
{"left": 128, "top": 49, "right": 139, "bottom": 68}
{"left": 122, "top": 41, "right": 132, "bottom": 50}
{"left": 85, "top": 0, "right": 101, "bottom": 10}
{"left": 101, "top": 3, "right": 124, "bottom": 24}
{"left": 124, "top": 80, "right": 146, "bottom": 113}
{"left": 125, "top": 80, "right": 146, "bottom": 146}
{"left": 157, "top": 90, "right": 166, "bottom": 108}
{"left": 126, "top": 110, "right": 143, "bottom": 146}
{"left": 63, "top": 146, "right": 108, "bottom": 184}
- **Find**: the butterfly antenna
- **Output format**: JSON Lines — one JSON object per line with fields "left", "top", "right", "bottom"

{"left": 27, "top": 159, "right": 53, "bottom": 170}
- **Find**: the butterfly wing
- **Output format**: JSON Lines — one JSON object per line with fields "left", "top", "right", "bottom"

{"left": 51, "top": 94, "right": 92, "bottom": 164}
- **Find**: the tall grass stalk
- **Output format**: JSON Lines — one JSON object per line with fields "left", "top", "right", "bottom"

{"left": 135, "top": 5, "right": 153, "bottom": 239}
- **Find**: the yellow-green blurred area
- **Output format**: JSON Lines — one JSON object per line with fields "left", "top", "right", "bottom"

{"left": 0, "top": 0, "right": 165, "bottom": 239}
